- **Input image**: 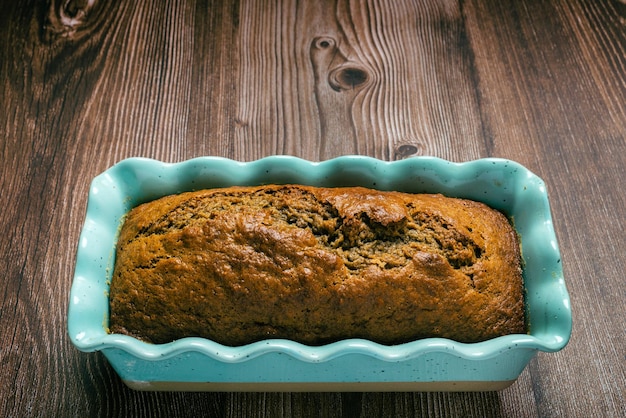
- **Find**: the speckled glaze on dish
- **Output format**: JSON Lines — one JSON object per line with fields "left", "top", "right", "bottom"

{"left": 68, "top": 156, "right": 571, "bottom": 391}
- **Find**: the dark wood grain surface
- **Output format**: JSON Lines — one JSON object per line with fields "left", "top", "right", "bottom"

{"left": 1, "top": 0, "right": 624, "bottom": 417}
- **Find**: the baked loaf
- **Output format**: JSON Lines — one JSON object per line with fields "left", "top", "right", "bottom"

{"left": 109, "top": 185, "right": 525, "bottom": 346}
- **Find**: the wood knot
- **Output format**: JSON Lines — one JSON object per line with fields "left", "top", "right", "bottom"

{"left": 394, "top": 143, "right": 423, "bottom": 160}
{"left": 312, "top": 36, "right": 336, "bottom": 50}
{"left": 44, "top": 0, "right": 97, "bottom": 40}
{"left": 329, "top": 66, "right": 369, "bottom": 92}
{"left": 60, "top": 0, "right": 95, "bottom": 30}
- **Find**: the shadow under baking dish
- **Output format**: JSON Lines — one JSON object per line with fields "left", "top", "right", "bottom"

{"left": 68, "top": 156, "right": 571, "bottom": 392}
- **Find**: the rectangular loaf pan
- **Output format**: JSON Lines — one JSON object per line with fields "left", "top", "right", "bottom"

{"left": 68, "top": 156, "right": 571, "bottom": 391}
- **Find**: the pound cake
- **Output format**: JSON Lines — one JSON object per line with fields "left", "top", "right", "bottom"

{"left": 108, "top": 185, "right": 525, "bottom": 346}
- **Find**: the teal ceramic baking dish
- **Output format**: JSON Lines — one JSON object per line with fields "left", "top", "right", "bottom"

{"left": 68, "top": 156, "right": 571, "bottom": 391}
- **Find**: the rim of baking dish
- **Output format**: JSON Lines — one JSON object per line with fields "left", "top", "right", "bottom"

{"left": 68, "top": 155, "right": 572, "bottom": 363}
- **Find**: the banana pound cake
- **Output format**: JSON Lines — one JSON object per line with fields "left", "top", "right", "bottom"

{"left": 108, "top": 185, "right": 525, "bottom": 346}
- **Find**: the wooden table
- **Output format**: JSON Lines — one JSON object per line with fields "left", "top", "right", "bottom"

{"left": 1, "top": 0, "right": 624, "bottom": 416}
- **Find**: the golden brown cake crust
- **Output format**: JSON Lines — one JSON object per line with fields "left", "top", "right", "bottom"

{"left": 108, "top": 185, "right": 525, "bottom": 346}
